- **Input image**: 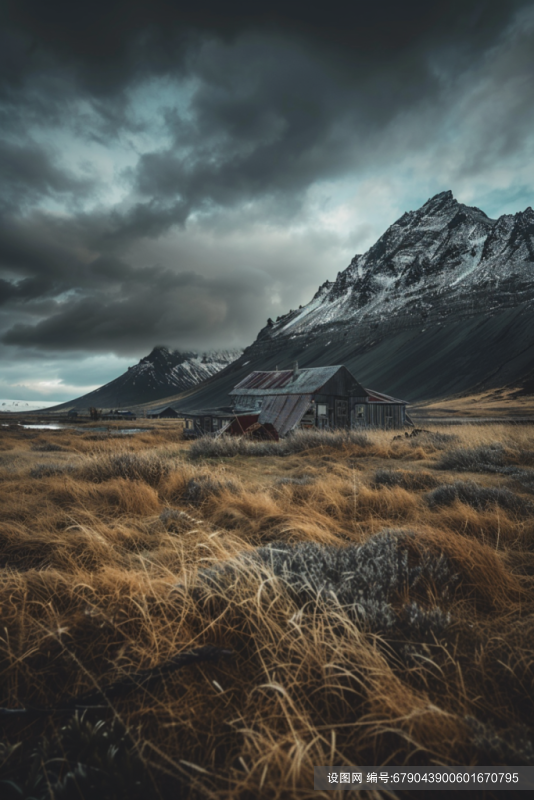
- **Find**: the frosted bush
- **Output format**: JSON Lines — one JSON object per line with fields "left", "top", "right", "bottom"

{"left": 30, "top": 463, "right": 75, "bottom": 479}
{"left": 426, "top": 480, "right": 532, "bottom": 516}
{"left": 465, "top": 716, "right": 534, "bottom": 766}
{"left": 373, "top": 469, "right": 440, "bottom": 491}
{"left": 188, "top": 429, "right": 371, "bottom": 460}
{"left": 437, "top": 444, "right": 509, "bottom": 472}
{"left": 183, "top": 475, "right": 240, "bottom": 505}
{"left": 407, "top": 431, "right": 459, "bottom": 449}
{"left": 197, "top": 530, "right": 458, "bottom": 637}
{"left": 81, "top": 452, "right": 169, "bottom": 486}
{"left": 274, "top": 476, "right": 315, "bottom": 487}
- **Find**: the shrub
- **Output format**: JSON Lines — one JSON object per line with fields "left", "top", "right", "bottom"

{"left": 437, "top": 443, "right": 508, "bottom": 472}
{"left": 188, "top": 429, "right": 371, "bottom": 460}
{"left": 464, "top": 716, "right": 534, "bottom": 766}
{"left": 30, "top": 463, "right": 75, "bottom": 479}
{"left": 373, "top": 469, "right": 440, "bottom": 491}
{"left": 284, "top": 429, "right": 371, "bottom": 452}
{"left": 159, "top": 508, "right": 193, "bottom": 532}
{"left": 425, "top": 480, "right": 532, "bottom": 516}
{"left": 507, "top": 448, "right": 534, "bottom": 467}
{"left": 182, "top": 475, "right": 240, "bottom": 505}
{"left": 406, "top": 431, "right": 459, "bottom": 449}
{"left": 80, "top": 452, "right": 170, "bottom": 486}
{"left": 510, "top": 472, "right": 534, "bottom": 494}
{"left": 31, "top": 442, "right": 65, "bottom": 452}
{"left": 274, "top": 476, "right": 315, "bottom": 487}
{"left": 196, "top": 530, "right": 458, "bottom": 637}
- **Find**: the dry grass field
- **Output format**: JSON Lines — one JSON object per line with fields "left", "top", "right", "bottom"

{"left": 1, "top": 420, "right": 534, "bottom": 798}
{"left": 410, "top": 386, "right": 534, "bottom": 418}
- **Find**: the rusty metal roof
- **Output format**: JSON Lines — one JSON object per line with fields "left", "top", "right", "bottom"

{"left": 230, "top": 365, "right": 344, "bottom": 396}
{"left": 258, "top": 394, "right": 313, "bottom": 436}
{"left": 364, "top": 388, "right": 409, "bottom": 405}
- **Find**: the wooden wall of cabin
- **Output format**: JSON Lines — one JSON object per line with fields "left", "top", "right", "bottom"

{"left": 320, "top": 368, "right": 366, "bottom": 399}
{"left": 365, "top": 403, "right": 404, "bottom": 428}
{"left": 349, "top": 397, "right": 406, "bottom": 429}
{"left": 311, "top": 393, "right": 351, "bottom": 429}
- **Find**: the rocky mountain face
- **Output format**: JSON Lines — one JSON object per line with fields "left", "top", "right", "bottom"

{"left": 170, "top": 191, "right": 534, "bottom": 410}
{"left": 55, "top": 347, "right": 241, "bottom": 410}
{"left": 267, "top": 190, "right": 534, "bottom": 338}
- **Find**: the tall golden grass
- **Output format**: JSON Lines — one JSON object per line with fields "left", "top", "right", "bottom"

{"left": 1, "top": 421, "right": 534, "bottom": 798}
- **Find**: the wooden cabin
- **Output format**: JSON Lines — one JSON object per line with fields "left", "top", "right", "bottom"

{"left": 229, "top": 364, "right": 409, "bottom": 435}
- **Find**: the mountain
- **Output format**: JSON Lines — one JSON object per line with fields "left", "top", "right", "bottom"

{"left": 52, "top": 347, "right": 242, "bottom": 411}
{"left": 165, "top": 190, "right": 534, "bottom": 411}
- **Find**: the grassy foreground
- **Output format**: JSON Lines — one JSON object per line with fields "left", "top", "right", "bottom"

{"left": 1, "top": 421, "right": 534, "bottom": 798}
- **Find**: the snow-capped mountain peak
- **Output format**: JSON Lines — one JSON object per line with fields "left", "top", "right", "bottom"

{"left": 54, "top": 346, "right": 242, "bottom": 410}
{"left": 264, "top": 191, "right": 534, "bottom": 339}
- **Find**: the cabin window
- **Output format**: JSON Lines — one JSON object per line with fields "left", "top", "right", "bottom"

{"left": 356, "top": 405, "right": 365, "bottom": 418}
{"left": 335, "top": 400, "right": 348, "bottom": 422}
{"left": 317, "top": 404, "right": 327, "bottom": 416}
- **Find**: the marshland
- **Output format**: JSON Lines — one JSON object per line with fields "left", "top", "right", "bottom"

{"left": 1, "top": 420, "right": 534, "bottom": 799}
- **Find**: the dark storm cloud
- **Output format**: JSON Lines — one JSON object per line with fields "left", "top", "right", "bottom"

{"left": 0, "top": 139, "right": 95, "bottom": 210}
{"left": 1, "top": 1, "right": 527, "bottom": 97}
{"left": 1, "top": 0, "right": 533, "bottom": 367}
{"left": 1, "top": 263, "right": 270, "bottom": 354}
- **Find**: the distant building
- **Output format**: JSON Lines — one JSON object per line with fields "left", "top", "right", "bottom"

{"left": 101, "top": 409, "right": 137, "bottom": 420}
{"left": 180, "top": 407, "right": 234, "bottom": 435}
{"left": 146, "top": 405, "right": 180, "bottom": 419}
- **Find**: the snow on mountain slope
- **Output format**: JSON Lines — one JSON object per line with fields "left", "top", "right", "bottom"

{"left": 133, "top": 347, "right": 242, "bottom": 393}
{"left": 172, "top": 190, "right": 534, "bottom": 409}
{"left": 52, "top": 347, "right": 242, "bottom": 410}
{"left": 266, "top": 191, "right": 534, "bottom": 338}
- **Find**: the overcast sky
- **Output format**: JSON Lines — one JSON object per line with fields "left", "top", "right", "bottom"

{"left": 1, "top": 0, "right": 534, "bottom": 402}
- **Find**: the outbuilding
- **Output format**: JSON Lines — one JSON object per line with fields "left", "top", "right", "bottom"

{"left": 181, "top": 407, "right": 234, "bottom": 435}
{"left": 147, "top": 405, "right": 180, "bottom": 419}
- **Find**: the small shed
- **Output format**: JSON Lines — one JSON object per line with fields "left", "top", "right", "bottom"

{"left": 181, "top": 407, "right": 234, "bottom": 435}
{"left": 101, "top": 409, "right": 137, "bottom": 420}
{"left": 147, "top": 405, "right": 179, "bottom": 419}
{"left": 229, "top": 364, "right": 409, "bottom": 435}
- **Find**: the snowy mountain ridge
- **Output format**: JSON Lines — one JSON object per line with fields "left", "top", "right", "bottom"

{"left": 51, "top": 346, "right": 242, "bottom": 411}
{"left": 165, "top": 188, "right": 534, "bottom": 408}
{"left": 264, "top": 190, "right": 534, "bottom": 339}
{"left": 133, "top": 346, "right": 242, "bottom": 393}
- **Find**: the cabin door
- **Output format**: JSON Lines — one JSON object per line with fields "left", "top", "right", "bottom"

{"left": 335, "top": 400, "right": 348, "bottom": 429}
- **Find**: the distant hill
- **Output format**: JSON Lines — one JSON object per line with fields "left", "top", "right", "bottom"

{"left": 49, "top": 347, "right": 241, "bottom": 411}
{"left": 156, "top": 190, "right": 534, "bottom": 412}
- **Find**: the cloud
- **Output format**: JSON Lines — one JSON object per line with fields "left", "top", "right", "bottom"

{"left": 1, "top": 0, "right": 534, "bottom": 401}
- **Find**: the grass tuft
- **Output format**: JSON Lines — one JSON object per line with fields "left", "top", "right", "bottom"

{"left": 426, "top": 480, "right": 533, "bottom": 516}
{"left": 373, "top": 468, "right": 441, "bottom": 491}
{"left": 188, "top": 428, "right": 371, "bottom": 459}
{"left": 31, "top": 442, "right": 66, "bottom": 452}
{"left": 80, "top": 451, "right": 170, "bottom": 486}
{"left": 29, "top": 462, "right": 76, "bottom": 479}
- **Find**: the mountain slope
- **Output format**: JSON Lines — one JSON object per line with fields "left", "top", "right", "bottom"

{"left": 52, "top": 347, "right": 241, "bottom": 411}
{"left": 163, "top": 191, "right": 534, "bottom": 410}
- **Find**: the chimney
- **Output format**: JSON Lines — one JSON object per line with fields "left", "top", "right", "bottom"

{"left": 292, "top": 361, "right": 299, "bottom": 380}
